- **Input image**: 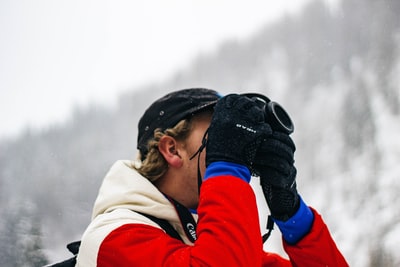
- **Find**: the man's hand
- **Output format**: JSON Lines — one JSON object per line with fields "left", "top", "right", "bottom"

{"left": 254, "top": 131, "right": 299, "bottom": 221}
{"left": 206, "top": 94, "right": 272, "bottom": 169}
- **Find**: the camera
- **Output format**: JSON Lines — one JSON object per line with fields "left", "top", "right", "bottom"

{"left": 242, "top": 93, "right": 294, "bottom": 134}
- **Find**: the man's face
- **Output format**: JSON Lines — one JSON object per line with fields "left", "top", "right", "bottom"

{"left": 178, "top": 111, "right": 212, "bottom": 207}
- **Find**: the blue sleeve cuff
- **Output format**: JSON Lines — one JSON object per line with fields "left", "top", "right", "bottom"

{"left": 204, "top": 162, "right": 251, "bottom": 183}
{"left": 273, "top": 196, "right": 314, "bottom": 244}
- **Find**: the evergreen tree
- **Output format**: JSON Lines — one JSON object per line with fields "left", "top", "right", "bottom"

{"left": 0, "top": 204, "right": 49, "bottom": 267}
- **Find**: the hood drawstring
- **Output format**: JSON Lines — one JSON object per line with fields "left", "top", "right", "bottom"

{"left": 189, "top": 129, "right": 208, "bottom": 194}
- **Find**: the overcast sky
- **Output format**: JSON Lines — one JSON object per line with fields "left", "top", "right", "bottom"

{"left": 0, "top": 0, "right": 320, "bottom": 140}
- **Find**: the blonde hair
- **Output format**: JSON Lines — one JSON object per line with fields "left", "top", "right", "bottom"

{"left": 135, "top": 119, "right": 193, "bottom": 182}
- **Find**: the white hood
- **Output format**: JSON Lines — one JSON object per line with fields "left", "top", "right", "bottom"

{"left": 77, "top": 160, "right": 195, "bottom": 266}
{"left": 92, "top": 160, "right": 179, "bottom": 224}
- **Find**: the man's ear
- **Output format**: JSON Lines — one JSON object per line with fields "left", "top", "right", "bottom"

{"left": 158, "top": 135, "right": 183, "bottom": 168}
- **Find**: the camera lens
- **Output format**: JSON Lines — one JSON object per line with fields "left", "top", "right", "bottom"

{"left": 268, "top": 102, "right": 294, "bottom": 134}
{"left": 241, "top": 93, "right": 294, "bottom": 134}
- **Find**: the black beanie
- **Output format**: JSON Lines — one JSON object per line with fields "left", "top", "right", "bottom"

{"left": 137, "top": 88, "right": 220, "bottom": 160}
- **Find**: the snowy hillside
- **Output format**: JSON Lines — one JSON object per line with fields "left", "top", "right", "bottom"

{"left": 1, "top": 0, "right": 399, "bottom": 266}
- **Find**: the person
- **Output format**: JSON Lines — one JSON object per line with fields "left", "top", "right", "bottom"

{"left": 75, "top": 88, "right": 348, "bottom": 266}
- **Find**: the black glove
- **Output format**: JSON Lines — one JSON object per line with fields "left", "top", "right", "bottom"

{"left": 254, "top": 131, "right": 299, "bottom": 221}
{"left": 206, "top": 94, "right": 272, "bottom": 169}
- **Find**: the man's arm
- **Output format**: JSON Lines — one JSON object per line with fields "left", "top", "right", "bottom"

{"left": 282, "top": 207, "right": 348, "bottom": 266}
{"left": 254, "top": 129, "right": 349, "bottom": 266}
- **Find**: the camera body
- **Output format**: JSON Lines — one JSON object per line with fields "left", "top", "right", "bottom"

{"left": 242, "top": 93, "right": 294, "bottom": 134}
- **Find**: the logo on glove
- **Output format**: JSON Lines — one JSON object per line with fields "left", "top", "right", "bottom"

{"left": 236, "top": 123, "right": 257, "bottom": 134}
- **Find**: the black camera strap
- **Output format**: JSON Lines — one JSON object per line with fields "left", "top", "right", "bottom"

{"left": 136, "top": 211, "right": 183, "bottom": 242}
{"left": 189, "top": 129, "right": 208, "bottom": 194}
{"left": 262, "top": 215, "right": 275, "bottom": 243}
{"left": 166, "top": 195, "right": 198, "bottom": 243}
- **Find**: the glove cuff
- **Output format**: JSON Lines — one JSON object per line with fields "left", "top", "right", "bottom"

{"left": 273, "top": 196, "right": 314, "bottom": 244}
{"left": 204, "top": 162, "right": 251, "bottom": 183}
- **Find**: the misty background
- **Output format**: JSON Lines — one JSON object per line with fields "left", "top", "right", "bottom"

{"left": 1, "top": 0, "right": 400, "bottom": 266}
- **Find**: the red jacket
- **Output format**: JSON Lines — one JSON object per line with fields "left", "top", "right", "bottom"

{"left": 76, "top": 161, "right": 348, "bottom": 266}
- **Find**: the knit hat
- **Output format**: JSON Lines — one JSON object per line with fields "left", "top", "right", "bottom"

{"left": 137, "top": 88, "right": 220, "bottom": 160}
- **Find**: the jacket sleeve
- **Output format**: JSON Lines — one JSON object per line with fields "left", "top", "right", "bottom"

{"left": 282, "top": 207, "right": 349, "bottom": 267}
{"left": 97, "top": 162, "right": 267, "bottom": 266}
